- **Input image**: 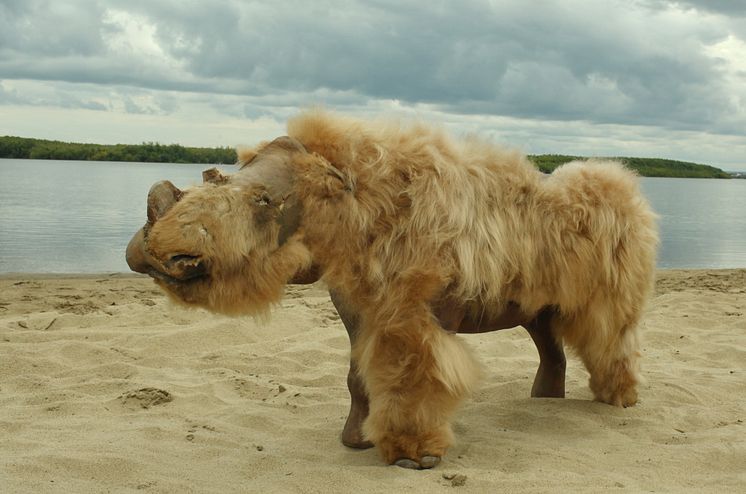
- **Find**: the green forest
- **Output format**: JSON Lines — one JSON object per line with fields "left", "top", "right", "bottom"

{"left": 0, "top": 136, "right": 235, "bottom": 164}
{"left": 0, "top": 135, "right": 733, "bottom": 178}
{"left": 529, "top": 154, "right": 732, "bottom": 178}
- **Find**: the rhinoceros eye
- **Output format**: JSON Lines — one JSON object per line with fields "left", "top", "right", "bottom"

{"left": 255, "top": 191, "right": 272, "bottom": 206}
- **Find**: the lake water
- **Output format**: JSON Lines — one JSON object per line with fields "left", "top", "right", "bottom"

{"left": 1, "top": 159, "right": 745, "bottom": 273}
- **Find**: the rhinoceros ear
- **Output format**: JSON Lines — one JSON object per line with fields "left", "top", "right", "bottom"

{"left": 147, "top": 180, "right": 183, "bottom": 224}
{"left": 293, "top": 152, "right": 354, "bottom": 198}
{"left": 237, "top": 145, "right": 261, "bottom": 168}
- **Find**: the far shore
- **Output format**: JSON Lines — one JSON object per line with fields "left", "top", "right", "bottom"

{"left": 2, "top": 136, "right": 738, "bottom": 178}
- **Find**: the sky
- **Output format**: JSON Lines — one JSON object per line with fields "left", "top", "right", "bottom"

{"left": 1, "top": 0, "right": 745, "bottom": 170}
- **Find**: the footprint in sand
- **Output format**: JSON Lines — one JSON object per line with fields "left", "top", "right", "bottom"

{"left": 119, "top": 388, "right": 173, "bottom": 409}
{"left": 54, "top": 300, "right": 99, "bottom": 315}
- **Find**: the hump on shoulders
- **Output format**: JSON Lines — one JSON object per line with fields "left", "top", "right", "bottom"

{"left": 542, "top": 159, "right": 649, "bottom": 214}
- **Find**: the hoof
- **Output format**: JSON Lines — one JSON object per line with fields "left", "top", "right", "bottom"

{"left": 342, "top": 437, "right": 374, "bottom": 449}
{"left": 394, "top": 455, "right": 441, "bottom": 470}
{"left": 341, "top": 412, "right": 374, "bottom": 449}
{"left": 530, "top": 364, "right": 566, "bottom": 399}
{"left": 395, "top": 458, "right": 419, "bottom": 469}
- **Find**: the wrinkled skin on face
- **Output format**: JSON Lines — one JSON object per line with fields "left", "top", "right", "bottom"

{"left": 126, "top": 137, "right": 314, "bottom": 315}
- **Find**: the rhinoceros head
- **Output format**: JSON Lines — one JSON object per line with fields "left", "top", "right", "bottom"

{"left": 125, "top": 137, "right": 314, "bottom": 315}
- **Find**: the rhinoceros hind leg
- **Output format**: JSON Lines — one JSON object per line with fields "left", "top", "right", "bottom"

{"left": 525, "top": 308, "right": 566, "bottom": 399}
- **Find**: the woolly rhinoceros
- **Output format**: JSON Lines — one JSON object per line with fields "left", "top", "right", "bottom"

{"left": 126, "top": 110, "right": 658, "bottom": 469}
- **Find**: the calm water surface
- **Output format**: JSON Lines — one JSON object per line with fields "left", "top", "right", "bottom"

{"left": 0, "top": 159, "right": 230, "bottom": 273}
{"left": 1, "top": 159, "right": 745, "bottom": 272}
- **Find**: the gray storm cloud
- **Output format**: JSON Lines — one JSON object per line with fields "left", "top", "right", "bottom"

{"left": 0, "top": 0, "right": 744, "bottom": 167}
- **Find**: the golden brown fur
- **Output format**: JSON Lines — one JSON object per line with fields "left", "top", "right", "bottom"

{"left": 284, "top": 111, "right": 657, "bottom": 461}
{"left": 132, "top": 110, "right": 658, "bottom": 465}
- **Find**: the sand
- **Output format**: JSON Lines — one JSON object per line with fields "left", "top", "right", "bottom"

{"left": 1, "top": 270, "right": 744, "bottom": 493}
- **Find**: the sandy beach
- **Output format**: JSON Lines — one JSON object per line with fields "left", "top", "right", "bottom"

{"left": 1, "top": 269, "right": 744, "bottom": 493}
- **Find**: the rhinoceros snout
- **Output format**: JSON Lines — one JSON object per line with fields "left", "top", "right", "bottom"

{"left": 125, "top": 228, "right": 149, "bottom": 273}
{"left": 126, "top": 180, "right": 184, "bottom": 275}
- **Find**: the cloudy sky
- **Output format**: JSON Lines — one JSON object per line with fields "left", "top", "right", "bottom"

{"left": 1, "top": 0, "right": 745, "bottom": 170}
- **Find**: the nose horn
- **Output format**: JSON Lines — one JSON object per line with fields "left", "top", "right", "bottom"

{"left": 147, "top": 180, "right": 183, "bottom": 224}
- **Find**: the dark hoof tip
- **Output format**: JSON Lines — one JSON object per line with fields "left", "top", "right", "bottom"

{"left": 394, "top": 456, "right": 441, "bottom": 470}
{"left": 394, "top": 458, "right": 420, "bottom": 469}
{"left": 420, "top": 456, "right": 441, "bottom": 469}
{"left": 342, "top": 438, "right": 374, "bottom": 449}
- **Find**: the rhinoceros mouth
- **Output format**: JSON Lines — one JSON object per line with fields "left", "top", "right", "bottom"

{"left": 147, "top": 254, "right": 209, "bottom": 285}
{"left": 126, "top": 179, "right": 212, "bottom": 287}
{"left": 168, "top": 254, "right": 202, "bottom": 265}
{"left": 147, "top": 267, "right": 208, "bottom": 285}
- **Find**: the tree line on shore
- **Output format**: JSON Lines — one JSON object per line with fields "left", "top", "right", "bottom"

{"left": 529, "top": 154, "right": 732, "bottom": 178}
{"left": 0, "top": 136, "right": 235, "bottom": 164}
{"left": 0, "top": 135, "right": 732, "bottom": 178}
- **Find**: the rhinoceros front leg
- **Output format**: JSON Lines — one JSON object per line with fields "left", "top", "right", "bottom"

{"left": 353, "top": 290, "right": 482, "bottom": 470}
{"left": 329, "top": 290, "right": 374, "bottom": 449}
